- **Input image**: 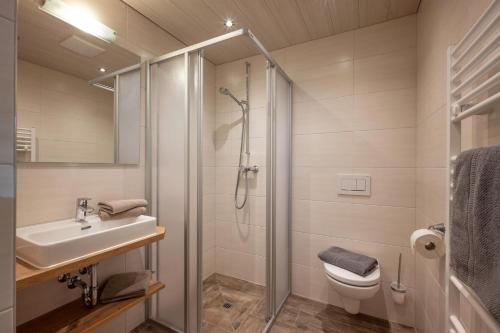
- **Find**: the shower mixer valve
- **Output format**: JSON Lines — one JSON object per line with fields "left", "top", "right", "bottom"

{"left": 240, "top": 165, "right": 259, "bottom": 173}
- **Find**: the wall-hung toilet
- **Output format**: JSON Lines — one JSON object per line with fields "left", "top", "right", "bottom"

{"left": 323, "top": 262, "right": 381, "bottom": 314}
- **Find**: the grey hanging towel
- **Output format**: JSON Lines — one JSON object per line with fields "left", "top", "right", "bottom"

{"left": 451, "top": 145, "right": 500, "bottom": 323}
{"left": 318, "top": 246, "right": 378, "bottom": 277}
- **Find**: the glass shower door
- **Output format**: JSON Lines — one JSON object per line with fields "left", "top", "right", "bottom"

{"left": 273, "top": 67, "right": 292, "bottom": 310}
{"left": 152, "top": 54, "right": 188, "bottom": 331}
{"left": 266, "top": 63, "right": 292, "bottom": 324}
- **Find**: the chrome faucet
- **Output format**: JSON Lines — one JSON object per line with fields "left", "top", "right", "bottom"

{"left": 76, "top": 197, "right": 93, "bottom": 223}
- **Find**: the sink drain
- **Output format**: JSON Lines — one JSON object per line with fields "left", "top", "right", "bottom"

{"left": 223, "top": 302, "right": 232, "bottom": 309}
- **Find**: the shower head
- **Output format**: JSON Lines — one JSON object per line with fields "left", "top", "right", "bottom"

{"left": 219, "top": 87, "right": 230, "bottom": 95}
{"left": 219, "top": 86, "right": 247, "bottom": 109}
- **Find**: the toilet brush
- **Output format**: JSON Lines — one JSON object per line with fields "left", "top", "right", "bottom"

{"left": 390, "top": 253, "right": 407, "bottom": 304}
{"left": 397, "top": 253, "right": 402, "bottom": 289}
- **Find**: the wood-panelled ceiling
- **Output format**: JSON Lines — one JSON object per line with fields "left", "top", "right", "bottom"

{"left": 123, "top": 0, "right": 420, "bottom": 64}
{"left": 18, "top": 0, "right": 140, "bottom": 81}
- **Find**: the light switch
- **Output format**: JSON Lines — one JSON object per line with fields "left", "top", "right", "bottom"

{"left": 337, "top": 174, "right": 371, "bottom": 196}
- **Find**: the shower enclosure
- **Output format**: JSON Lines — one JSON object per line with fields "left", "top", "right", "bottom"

{"left": 146, "top": 29, "right": 292, "bottom": 333}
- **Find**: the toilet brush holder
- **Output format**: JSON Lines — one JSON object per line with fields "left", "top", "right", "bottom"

{"left": 390, "top": 281, "right": 407, "bottom": 305}
{"left": 391, "top": 252, "right": 407, "bottom": 305}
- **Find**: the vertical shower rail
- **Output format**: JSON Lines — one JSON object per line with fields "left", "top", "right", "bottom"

{"left": 446, "top": 1, "right": 500, "bottom": 332}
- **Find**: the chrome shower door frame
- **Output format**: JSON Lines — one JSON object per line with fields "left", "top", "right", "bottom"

{"left": 146, "top": 28, "right": 292, "bottom": 333}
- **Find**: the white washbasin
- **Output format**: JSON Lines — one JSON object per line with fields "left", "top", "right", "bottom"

{"left": 16, "top": 215, "right": 157, "bottom": 268}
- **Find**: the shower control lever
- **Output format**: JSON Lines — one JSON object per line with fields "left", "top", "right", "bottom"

{"left": 240, "top": 165, "right": 259, "bottom": 173}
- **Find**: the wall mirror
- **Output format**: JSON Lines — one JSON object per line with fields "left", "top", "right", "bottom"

{"left": 16, "top": 0, "right": 142, "bottom": 165}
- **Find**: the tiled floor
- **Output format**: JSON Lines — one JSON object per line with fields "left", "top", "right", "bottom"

{"left": 202, "top": 273, "right": 267, "bottom": 333}
{"left": 133, "top": 273, "right": 415, "bottom": 333}
{"left": 131, "top": 320, "right": 176, "bottom": 333}
{"left": 270, "top": 294, "right": 415, "bottom": 333}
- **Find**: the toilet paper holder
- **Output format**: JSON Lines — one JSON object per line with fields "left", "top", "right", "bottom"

{"left": 428, "top": 223, "right": 446, "bottom": 235}
{"left": 424, "top": 223, "right": 446, "bottom": 250}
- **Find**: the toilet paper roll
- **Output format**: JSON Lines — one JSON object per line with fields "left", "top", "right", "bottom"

{"left": 410, "top": 229, "right": 445, "bottom": 259}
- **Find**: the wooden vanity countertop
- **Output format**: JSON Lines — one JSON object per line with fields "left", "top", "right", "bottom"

{"left": 16, "top": 226, "right": 165, "bottom": 290}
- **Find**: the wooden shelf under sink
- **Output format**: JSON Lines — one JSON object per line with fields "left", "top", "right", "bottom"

{"left": 16, "top": 226, "right": 165, "bottom": 290}
{"left": 17, "top": 280, "right": 165, "bottom": 333}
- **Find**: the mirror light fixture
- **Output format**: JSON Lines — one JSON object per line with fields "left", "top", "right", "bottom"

{"left": 39, "top": 0, "right": 116, "bottom": 43}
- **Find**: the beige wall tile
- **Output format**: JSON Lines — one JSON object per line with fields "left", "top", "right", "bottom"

{"left": 354, "top": 15, "right": 416, "bottom": 59}
{"left": 360, "top": 282, "right": 415, "bottom": 327}
{"left": 293, "top": 96, "right": 353, "bottom": 134}
{"left": 292, "top": 200, "right": 349, "bottom": 236}
{"left": 203, "top": 222, "right": 216, "bottom": 251}
{"left": 215, "top": 248, "right": 265, "bottom": 285}
{"left": 293, "top": 132, "right": 354, "bottom": 167}
{"left": 292, "top": 166, "right": 352, "bottom": 202}
{"left": 353, "top": 88, "right": 416, "bottom": 131}
{"left": 416, "top": 167, "right": 447, "bottom": 224}
{"left": 417, "top": 106, "right": 447, "bottom": 168}
{"left": 216, "top": 194, "right": 266, "bottom": 227}
{"left": 354, "top": 48, "right": 417, "bottom": 95}
{"left": 292, "top": 60, "right": 354, "bottom": 103}
{"left": 352, "top": 128, "right": 416, "bottom": 168}
{"left": 336, "top": 204, "right": 415, "bottom": 247}
{"left": 203, "top": 248, "right": 216, "bottom": 280}
{"left": 351, "top": 167, "right": 416, "bottom": 208}
{"left": 285, "top": 31, "right": 354, "bottom": 71}
{"left": 293, "top": 198, "right": 414, "bottom": 247}
{"left": 215, "top": 221, "right": 266, "bottom": 257}
{"left": 293, "top": 167, "right": 416, "bottom": 208}
{"left": 292, "top": 263, "right": 342, "bottom": 306}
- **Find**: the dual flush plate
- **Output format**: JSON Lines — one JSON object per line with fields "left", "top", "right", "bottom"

{"left": 337, "top": 174, "right": 371, "bottom": 196}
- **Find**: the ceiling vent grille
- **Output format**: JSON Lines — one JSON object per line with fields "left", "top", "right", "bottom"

{"left": 59, "top": 35, "right": 105, "bottom": 58}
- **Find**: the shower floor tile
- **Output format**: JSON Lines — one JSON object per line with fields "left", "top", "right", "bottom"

{"left": 202, "top": 274, "right": 266, "bottom": 333}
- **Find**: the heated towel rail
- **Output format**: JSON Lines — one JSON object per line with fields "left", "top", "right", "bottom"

{"left": 16, "top": 127, "right": 36, "bottom": 162}
{"left": 447, "top": 0, "right": 500, "bottom": 332}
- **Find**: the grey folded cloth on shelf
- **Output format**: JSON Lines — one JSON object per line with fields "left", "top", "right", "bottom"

{"left": 98, "top": 199, "right": 148, "bottom": 214}
{"left": 98, "top": 206, "right": 146, "bottom": 221}
{"left": 100, "top": 271, "right": 151, "bottom": 304}
{"left": 451, "top": 145, "right": 500, "bottom": 322}
{"left": 318, "top": 246, "right": 378, "bottom": 277}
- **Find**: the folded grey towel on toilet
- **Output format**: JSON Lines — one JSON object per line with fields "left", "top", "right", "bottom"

{"left": 451, "top": 145, "right": 500, "bottom": 322}
{"left": 318, "top": 246, "right": 378, "bottom": 277}
{"left": 98, "top": 199, "right": 148, "bottom": 214}
{"left": 100, "top": 271, "right": 151, "bottom": 304}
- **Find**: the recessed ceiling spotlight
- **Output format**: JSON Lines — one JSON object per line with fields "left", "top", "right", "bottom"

{"left": 224, "top": 18, "right": 234, "bottom": 28}
{"left": 99, "top": 67, "right": 107, "bottom": 73}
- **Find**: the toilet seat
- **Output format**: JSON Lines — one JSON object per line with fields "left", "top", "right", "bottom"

{"left": 323, "top": 262, "right": 380, "bottom": 287}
